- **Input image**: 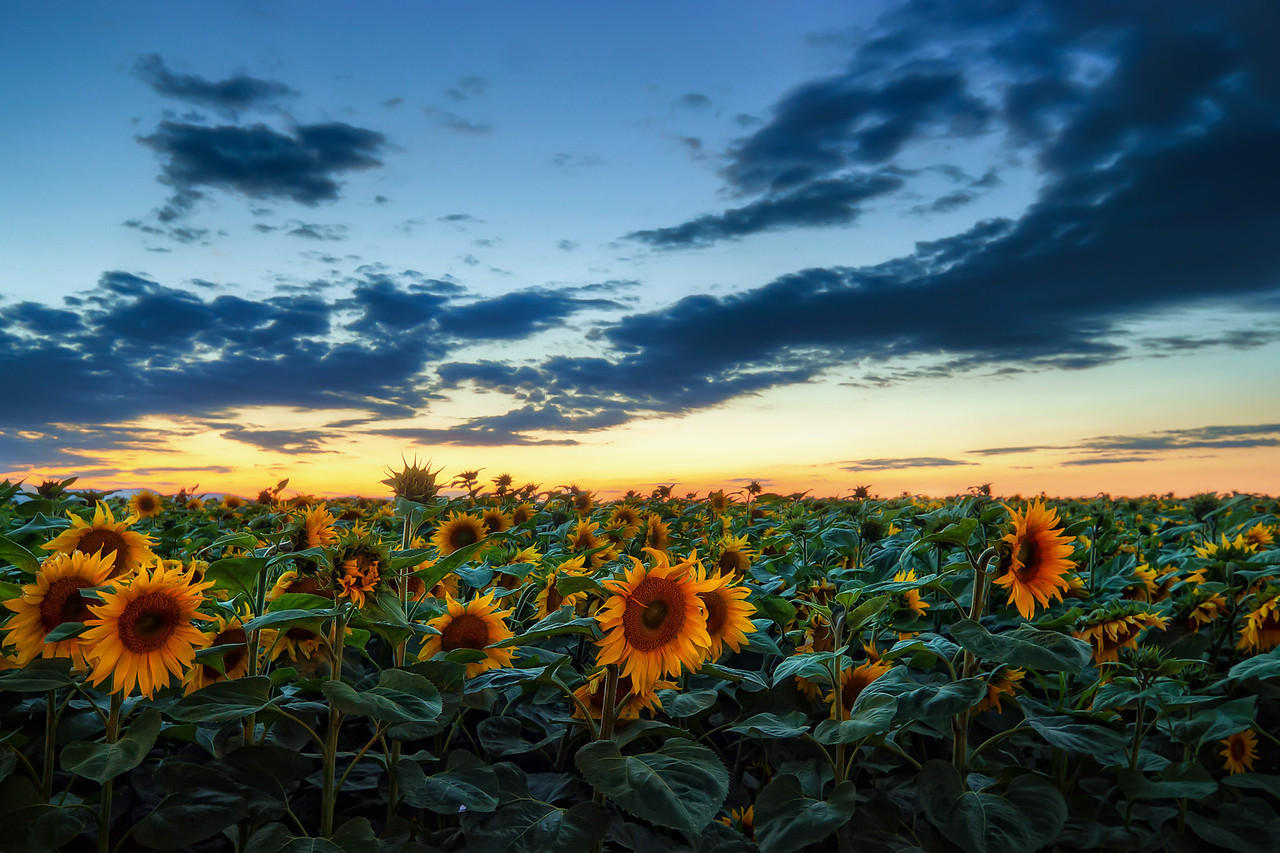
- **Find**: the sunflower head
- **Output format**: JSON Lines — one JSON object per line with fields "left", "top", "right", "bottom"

{"left": 266, "top": 569, "right": 336, "bottom": 602}
{"left": 1075, "top": 602, "right": 1168, "bottom": 664}
{"left": 715, "top": 534, "right": 753, "bottom": 576}
{"left": 382, "top": 457, "right": 445, "bottom": 503}
{"left": 289, "top": 504, "right": 338, "bottom": 550}
{"left": 183, "top": 612, "right": 252, "bottom": 695}
{"left": 129, "top": 490, "right": 164, "bottom": 519}
{"left": 1238, "top": 593, "right": 1280, "bottom": 652}
{"left": 80, "top": 562, "right": 215, "bottom": 698}
{"left": 826, "top": 660, "right": 892, "bottom": 719}
{"left": 993, "top": 500, "right": 1076, "bottom": 620}
{"left": 43, "top": 502, "right": 157, "bottom": 580}
{"left": 1221, "top": 730, "right": 1259, "bottom": 775}
{"left": 432, "top": 511, "right": 488, "bottom": 556}
{"left": 572, "top": 670, "right": 669, "bottom": 722}
{"left": 481, "top": 507, "right": 512, "bottom": 534}
{"left": 2, "top": 550, "right": 117, "bottom": 665}
{"left": 690, "top": 563, "right": 758, "bottom": 661}
{"left": 419, "top": 591, "right": 515, "bottom": 677}
{"left": 973, "top": 666, "right": 1025, "bottom": 714}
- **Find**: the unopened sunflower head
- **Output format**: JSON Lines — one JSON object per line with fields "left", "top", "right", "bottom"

{"left": 381, "top": 457, "right": 445, "bottom": 503}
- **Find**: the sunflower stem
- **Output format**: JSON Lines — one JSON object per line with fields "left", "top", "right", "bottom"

{"left": 954, "top": 548, "right": 996, "bottom": 774}
{"left": 386, "top": 510, "right": 416, "bottom": 826}
{"left": 321, "top": 610, "right": 349, "bottom": 838}
{"left": 42, "top": 688, "right": 57, "bottom": 801}
{"left": 98, "top": 691, "right": 123, "bottom": 853}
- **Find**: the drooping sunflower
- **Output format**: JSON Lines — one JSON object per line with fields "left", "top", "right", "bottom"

{"left": 1075, "top": 604, "right": 1168, "bottom": 664}
{"left": 1243, "top": 524, "right": 1275, "bottom": 551}
{"left": 182, "top": 613, "right": 251, "bottom": 695}
{"left": 432, "top": 511, "right": 488, "bottom": 556}
{"left": 893, "top": 569, "right": 931, "bottom": 618}
{"left": 266, "top": 569, "right": 335, "bottom": 601}
{"left": 337, "top": 556, "right": 381, "bottom": 608}
{"left": 707, "top": 490, "right": 731, "bottom": 516}
{"left": 715, "top": 533, "right": 753, "bottom": 576}
{"left": 263, "top": 625, "right": 327, "bottom": 664}
{"left": 295, "top": 504, "right": 339, "bottom": 550}
{"left": 826, "top": 660, "right": 892, "bottom": 719}
{"left": 43, "top": 502, "right": 157, "bottom": 580}
{"left": 1194, "top": 534, "right": 1253, "bottom": 561}
{"left": 221, "top": 494, "right": 245, "bottom": 511}
{"left": 81, "top": 562, "right": 214, "bottom": 698}
{"left": 973, "top": 666, "right": 1025, "bottom": 714}
{"left": 1221, "top": 730, "right": 1259, "bottom": 774}
{"left": 129, "top": 489, "right": 164, "bottom": 519}
{"left": 692, "top": 564, "right": 757, "bottom": 661}
{"left": 419, "top": 591, "right": 515, "bottom": 677}
{"left": 595, "top": 549, "right": 716, "bottom": 690}
{"left": 2, "top": 551, "right": 116, "bottom": 665}
{"left": 1185, "top": 590, "right": 1229, "bottom": 629}
{"left": 993, "top": 500, "right": 1076, "bottom": 620}
{"left": 566, "top": 520, "right": 618, "bottom": 568}
{"left": 1238, "top": 594, "right": 1280, "bottom": 652}
{"left": 572, "top": 671, "right": 668, "bottom": 722}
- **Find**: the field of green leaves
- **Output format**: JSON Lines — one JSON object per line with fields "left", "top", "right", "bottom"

{"left": 0, "top": 468, "right": 1278, "bottom": 852}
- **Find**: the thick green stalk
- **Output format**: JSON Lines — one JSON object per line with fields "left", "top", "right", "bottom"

{"left": 98, "top": 692, "right": 123, "bottom": 853}
{"left": 321, "top": 611, "right": 349, "bottom": 838}
{"left": 42, "top": 689, "right": 57, "bottom": 801}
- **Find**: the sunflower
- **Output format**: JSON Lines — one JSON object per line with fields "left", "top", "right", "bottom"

{"left": 182, "top": 613, "right": 251, "bottom": 695}
{"left": 1186, "top": 591, "right": 1228, "bottom": 629}
{"left": 993, "top": 500, "right": 1076, "bottom": 620}
{"left": 566, "top": 520, "right": 618, "bottom": 568}
{"left": 221, "top": 494, "right": 245, "bottom": 511}
{"left": 419, "top": 591, "right": 515, "bottom": 677}
{"left": 481, "top": 508, "right": 512, "bottom": 534}
{"left": 644, "top": 515, "right": 672, "bottom": 552}
{"left": 1238, "top": 594, "right": 1280, "bottom": 652}
{"left": 337, "top": 556, "right": 381, "bottom": 608}
{"left": 81, "top": 562, "right": 214, "bottom": 698}
{"left": 129, "top": 490, "right": 163, "bottom": 519}
{"left": 263, "top": 625, "right": 327, "bottom": 663}
{"left": 572, "top": 671, "right": 668, "bottom": 722}
{"left": 511, "top": 501, "right": 537, "bottom": 527}
{"left": 692, "top": 564, "right": 757, "bottom": 661}
{"left": 1194, "top": 534, "right": 1252, "bottom": 561}
{"left": 296, "top": 504, "right": 338, "bottom": 550}
{"left": 826, "top": 660, "right": 892, "bottom": 719}
{"left": 718, "top": 805, "right": 754, "bottom": 841}
{"left": 266, "top": 569, "right": 335, "bottom": 601}
{"left": 1221, "top": 730, "right": 1259, "bottom": 775}
{"left": 893, "top": 569, "right": 930, "bottom": 618}
{"left": 715, "top": 533, "right": 753, "bottom": 576}
{"left": 1075, "top": 605, "right": 1168, "bottom": 664}
{"left": 595, "top": 548, "right": 716, "bottom": 690}
{"left": 2, "top": 551, "right": 116, "bottom": 665}
{"left": 1243, "top": 524, "right": 1274, "bottom": 550}
{"left": 535, "top": 569, "right": 589, "bottom": 620}
{"left": 707, "top": 490, "right": 731, "bottom": 515}
{"left": 973, "top": 667, "right": 1025, "bottom": 714}
{"left": 432, "top": 511, "right": 488, "bottom": 556}
{"left": 608, "top": 505, "right": 643, "bottom": 538}
{"left": 43, "top": 502, "right": 156, "bottom": 580}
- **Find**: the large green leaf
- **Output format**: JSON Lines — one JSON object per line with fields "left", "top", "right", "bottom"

{"left": 918, "top": 761, "right": 1066, "bottom": 853}
{"left": 753, "top": 774, "right": 857, "bottom": 853}
{"left": 950, "top": 619, "right": 1092, "bottom": 674}
{"left": 322, "top": 669, "right": 442, "bottom": 724}
{"left": 167, "top": 676, "right": 276, "bottom": 723}
{"left": 0, "top": 533, "right": 40, "bottom": 572}
{"left": 205, "top": 556, "right": 268, "bottom": 600}
{"left": 397, "top": 753, "right": 500, "bottom": 814}
{"left": 1026, "top": 715, "right": 1130, "bottom": 766}
{"left": 461, "top": 800, "right": 609, "bottom": 853}
{"left": 61, "top": 707, "right": 161, "bottom": 783}
{"left": 575, "top": 739, "right": 729, "bottom": 835}
{"left": 490, "top": 609, "right": 600, "bottom": 648}
{"left": 1169, "top": 696, "right": 1256, "bottom": 749}
{"left": 1227, "top": 647, "right": 1280, "bottom": 682}
{"left": 728, "top": 711, "right": 811, "bottom": 740}
{"left": 813, "top": 693, "right": 898, "bottom": 744}
{"left": 0, "top": 658, "right": 73, "bottom": 691}
{"left": 869, "top": 671, "right": 986, "bottom": 720}
{"left": 0, "top": 804, "right": 87, "bottom": 853}
{"left": 133, "top": 780, "right": 249, "bottom": 849}
{"left": 1117, "top": 762, "right": 1218, "bottom": 800}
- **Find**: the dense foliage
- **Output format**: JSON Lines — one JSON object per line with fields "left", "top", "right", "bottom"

{"left": 1, "top": 472, "right": 1278, "bottom": 852}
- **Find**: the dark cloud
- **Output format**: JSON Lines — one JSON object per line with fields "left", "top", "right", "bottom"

{"left": 445, "top": 76, "right": 490, "bottom": 101}
{"left": 423, "top": 107, "right": 492, "bottom": 135}
{"left": 254, "top": 220, "right": 348, "bottom": 241}
{"left": 132, "top": 55, "right": 296, "bottom": 112}
{"left": 557, "top": 239, "right": 579, "bottom": 252}
{"left": 676, "top": 93, "right": 712, "bottom": 110}
{"left": 139, "top": 121, "right": 387, "bottom": 216}
{"left": 841, "top": 457, "right": 976, "bottom": 471}
{"left": 220, "top": 426, "right": 336, "bottom": 454}
{"left": 626, "top": 174, "right": 903, "bottom": 249}
{"left": 369, "top": 426, "right": 578, "bottom": 447}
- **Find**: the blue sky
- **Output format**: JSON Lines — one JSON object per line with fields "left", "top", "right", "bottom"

{"left": 2, "top": 1, "right": 1278, "bottom": 497}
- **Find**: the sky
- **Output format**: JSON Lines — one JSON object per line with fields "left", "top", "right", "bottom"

{"left": 2, "top": 0, "right": 1279, "bottom": 499}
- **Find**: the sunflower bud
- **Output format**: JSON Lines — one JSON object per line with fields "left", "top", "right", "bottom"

{"left": 382, "top": 457, "right": 445, "bottom": 503}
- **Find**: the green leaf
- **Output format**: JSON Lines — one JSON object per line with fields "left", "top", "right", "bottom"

{"left": 243, "top": 607, "right": 338, "bottom": 632}
{"left": 206, "top": 556, "right": 269, "bottom": 600}
{"left": 700, "top": 663, "right": 770, "bottom": 692}
{"left": 753, "top": 774, "right": 858, "bottom": 853}
{"left": 771, "top": 652, "right": 843, "bottom": 687}
{"left": 918, "top": 761, "right": 1067, "bottom": 853}
{"left": 575, "top": 739, "right": 729, "bottom": 835}
{"left": 868, "top": 671, "right": 986, "bottom": 720}
{"left": 813, "top": 693, "right": 898, "bottom": 744}
{"left": 244, "top": 824, "right": 344, "bottom": 853}
{"left": 410, "top": 539, "right": 499, "bottom": 589}
{"left": 1026, "top": 715, "right": 1130, "bottom": 767}
{"left": 655, "top": 688, "right": 719, "bottom": 718}
{"left": 491, "top": 610, "right": 600, "bottom": 648}
{"left": 0, "top": 803, "right": 87, "bottom": 853}
{"left": 461, "top": 800, "right": 609, "bottom": 853}
{"left": 0, "top": 534, "right": 40, "bottom": 572}
{"left": 950, "top": 619, "right": 1092, "bottom": 674}
{"left": 555, "top": 574, "right": 605, "bottom": 598}
{"left": 322, "top": 669, "right": 442, "bottom": 724}
{"left": 919, "top": 518, "right": 979, "bottom": 547}
{"left": 168, "top": 676, "right": 277, "bottom": 723}
{"left": 842, "top": 594, "right": 890, "bottom": 633}
{"left": 61, "top": 707, "right": 161, "bottom": 783}
{"left": 1117, "top": 762, "right": 1218, "bottom": 800}
{"left": 1228, "top": 647, "right": 1280, "bottom": 682}
{"left": 396, "top": 755, "right": 500, "bottom": 814}
{"left": 728, "top": 711, "right": 811, "bottom": 740}
{"left": 1186, "top": 801, "right": 1280, "bottom": 853}
{"left": 133, "top": 780, "right": 249, "bottom": 849}
{"left": 207, "top": 531, "right": 261, "bottom": 552}
{"left": 755, "top": 596, "right": 796, "bottom": 628}
{"left": 1169, "top": 696, "right": 1257, "bottom": 749}
{"left": 0, "top": 658, "right": 73, "bottom": 691}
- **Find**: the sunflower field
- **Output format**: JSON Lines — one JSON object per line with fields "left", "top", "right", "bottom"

{"left": 1, "top": 469, "right": 1278, "bottom": 853}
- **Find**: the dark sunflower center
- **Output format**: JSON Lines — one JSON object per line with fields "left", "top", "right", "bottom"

{"left": 39, "top": 577, "right": 92, "bottom": 631}
{"left": 118, "top": 591, "right": 182, "bottom": 653}
{"left": 285, "top": 575, "right": 334, "bottom": 599}
{"left": 719, "top": 551, "right": 744, "bottom": 573}
{"left": 1015, "top": 537, "right": 1041, "bottom": 577}
{"left": 137, "top": 496, "right": 158, "bottom": 513}
{"left": 441, "top": 613, "right": 491, "bottom": 651}
{"left": 700, "top": 591, "right": 727, "bottom": 635}
{"left": 545, "top": 577, "right": 563, "bottom": 611}
{"left": 622, "top": 577, "right": 684, "bottom": 651}
{"left": 450, "top": 526, "right": 479, "bottom": 549}
{"left": 1231, "top": 738, "right": 1247, "bottom": 761}
{"left": 76, "top": 529, "right": 126, "bottom": 561}
{"left": 841, "top": 670, "right": 873, "bottom": 709}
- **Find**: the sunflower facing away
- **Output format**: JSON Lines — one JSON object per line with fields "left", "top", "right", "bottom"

{"left": 893, "top": 569, "right": 931, "bottom": 618}
{"left": 993, "top": 500, "right": 1076, "bottom": 620}
{"left": 973, "top": 666, "right": 1025, "bottom": 714}
{"left": 43, "top": 502, "right": 157, "bottom": 580}
{"left": 3, "top": 551, "right": 116, "bottom": 665}
{"left": 1076, "top": 604, "right": 1168, "bottom": 664}
{"left": 81, "top": 562, "right": 215, "bottom": 698}
{"left": 432, "top": 511, "right": 488, "bottom": 556}
{"left": 294, "top": 504, "right": 338, "bottom": 550}
{"left": 1238, "top": 594, "right": 1280, "bottom": 652}
{"left": 595, "top": 548, "right": 717, "bottom": 690}
{"left": 1221, "top": 730, "right": 1259, "bottom": 775}
{"left": 419, "top": 591, "right": 515, "bottom": 677}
